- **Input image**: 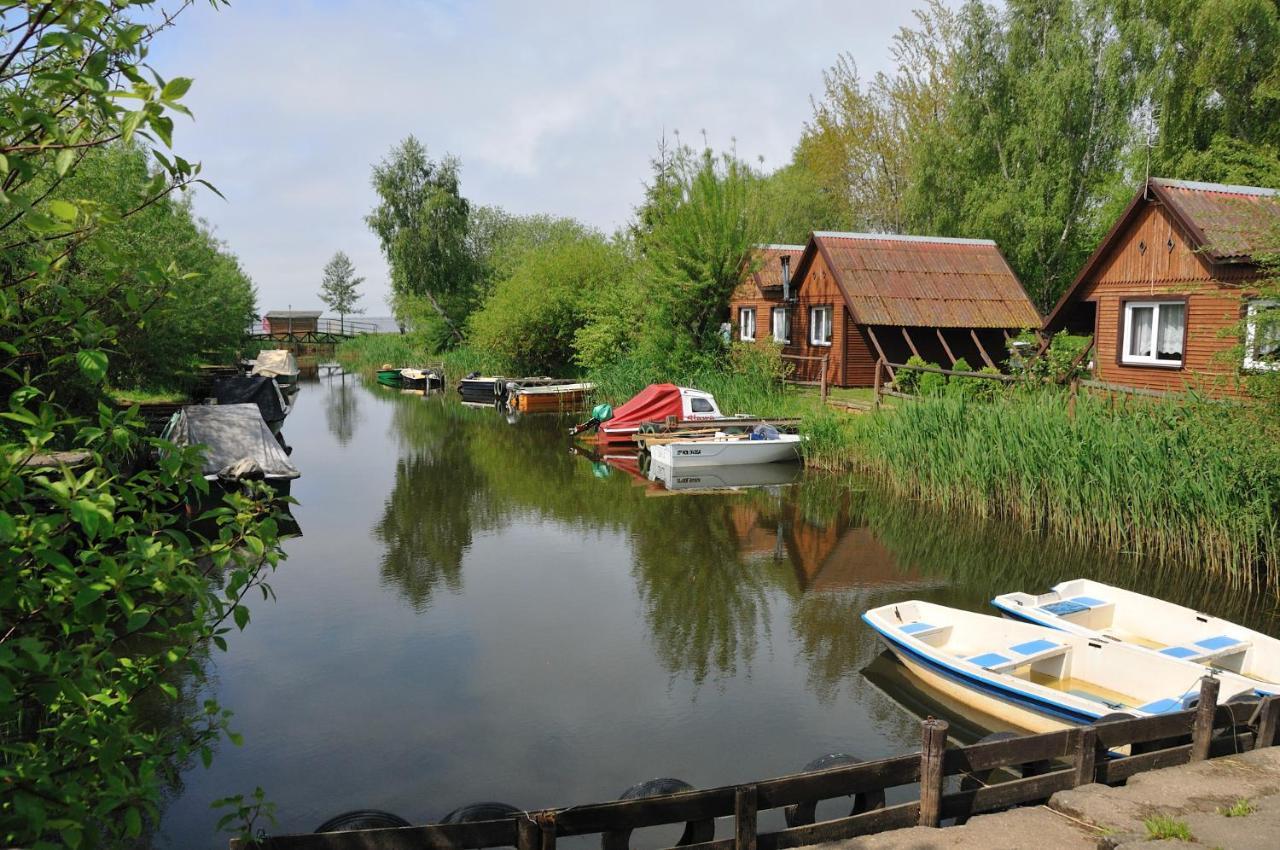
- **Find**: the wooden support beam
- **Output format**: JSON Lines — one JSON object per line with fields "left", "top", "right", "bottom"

{"left": 1257, "top": 695, "right": 1280, "bottom": 749}
{"left": 1191, "top": 676, "right": 1220, "bottom": 762}
{"left": 873, "top": 359, "right": 883, "bottom": 411}
{"left": 1070, "top": 726, "right": 1098, "bottom": 786}
{"left": 935, "top": 329, "right": 957, "bottom": 366}
{"left": 735, "top": 785, "right": 758, "bottom": 850}
{"left": 900, "top": 326, "right": 921, "bottom": 359}
{"left": 969, "top": 329, "right": 997, "bottom": 369}
{"left": 918, "top": 718, "right": 948, "bottom": 827}
{"left": 865, "top": 327, "right": 894, "bottom": 382}
{"left": 518, "top": 816, "right": 540, "bottom": 850}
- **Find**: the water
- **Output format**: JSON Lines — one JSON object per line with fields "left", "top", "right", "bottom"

{"left": 154, "top": 376, "right": 1280, "bottom": 847}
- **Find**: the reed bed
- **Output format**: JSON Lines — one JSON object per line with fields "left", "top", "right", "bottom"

{"left": 830, "top": 389, "right": 1280, "bottom": 589}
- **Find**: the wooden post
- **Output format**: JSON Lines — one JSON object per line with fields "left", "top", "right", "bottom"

{"left": 919, "top": 718, "right": 949, "bottom": 827}
{"left": 735, "top": 784, "right": 758, "bottom": 850}
{"left": 873, "top": 359, "right": 883, "bottom": 410}
{"left": 1067, "top": 377, "right": 1079, "bottom": 421}
{"left": 1256, "top": 695, "right": 1280, "bottom": 749}
{"left": 820, "top": 355, "right": 829, "bottom": 401}
{"left": 1071, "top": 725, "right": 1098, "bottom": 787}
{"left": 518, "top": 814, "right": 540, "bottom": 850}
{"left": 537, "top": 810, "right": 557, "bottom": 850}
{"left": 1191, "top": 676, "right": 1221, "bottom": 762}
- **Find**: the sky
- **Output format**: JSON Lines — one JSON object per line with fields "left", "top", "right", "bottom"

{"left": 148, "top": 1, "right": 930, "bottom": 315}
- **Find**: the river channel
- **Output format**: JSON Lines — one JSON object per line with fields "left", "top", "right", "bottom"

{"left": 155, "top": 375, "right": 1280, "bottom": 847}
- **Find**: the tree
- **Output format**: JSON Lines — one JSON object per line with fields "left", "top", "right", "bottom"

{"left": 366, "top": 137, "right": 472, "bottom": 345}
{"left": 318, "top": 250, "right": 365, "bottom": 334}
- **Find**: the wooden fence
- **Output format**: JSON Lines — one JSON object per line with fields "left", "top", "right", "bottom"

{"left": 235, "top": 677, "right": 1280, "bottom": 850}
{"left": 780, "top": 354, "right": 829, "bottom": 401}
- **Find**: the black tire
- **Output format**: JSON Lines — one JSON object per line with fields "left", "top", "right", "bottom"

{"left": 440, "top": 802, "right": 522, "bottom": 824}
{"left": 955, "top": 733, "right": 1017, "bottom": 825}
{"left": 314, "top": 809, "right": 411, "bottom": 832}
{"left": 602, "top": 779, "right": 713, "bottom": 850}
{"left": 783, "top": 754, "right": 885, "bottom": 828}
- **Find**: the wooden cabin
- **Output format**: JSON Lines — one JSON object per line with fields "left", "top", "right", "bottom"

{"left": 730, "top": 234, "right": 1041, "bottom": 387}
{"left": 1044, "top": 178, "right": 1280, "bottom": 396}
{"left": 262, "top": 310, "right": 322, "bottom": 338}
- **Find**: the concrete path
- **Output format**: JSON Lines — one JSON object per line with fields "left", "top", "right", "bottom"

{"left": 813, "top": 747, "right": 1280, "bottom": 850}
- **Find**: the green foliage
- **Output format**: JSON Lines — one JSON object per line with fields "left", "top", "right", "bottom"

{"left": 754, "top": 161, "right": 845, "bottom": 244}
{"left": 728, "top": 340, "right": 793, "bottom": 386}
{"left": 917, "top": 361, "right": 947, "bottom": 396}
{"left": 318, "top": 251, "right": 365, "bottom": 327}
{"left": 895, "top": 355, "right": 928, "bottom": 394}
{"left": 1144, "top": 816, "right": 1193, "bottom": 841}
{"left": 1219, "top": 798, "right": 1256, "bottom": 818}
{"left": 0, "top": 4, "right": 285, "bottom": 846}
{"left": 367, "top": 136, "right": 473, "bottom": 344}
{"left": 467, "top": 229, "right": 628, "bottom": 373}
{"left": 1010, "top": 331, "right": 1093, "bottom": 383}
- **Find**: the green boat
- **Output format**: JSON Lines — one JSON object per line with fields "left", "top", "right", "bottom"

{"left": 376, "top": 368, "right": 403, "bottom": 388}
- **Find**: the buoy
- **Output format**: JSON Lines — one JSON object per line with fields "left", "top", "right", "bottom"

{"left": 601, "top": 778, "right": 713, "bottom": 850}
{"left": 783, "top": 754, "right": 885, "bottom": 828}
{"left": 440, "top": 802, "right": 522, "bottom": 823}
{"left": 314, "top": 809, "right": 411, "bottom": 832}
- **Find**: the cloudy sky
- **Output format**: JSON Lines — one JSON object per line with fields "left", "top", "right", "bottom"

{"left": 148, "top": 1, "right": 928, "bottom": 314}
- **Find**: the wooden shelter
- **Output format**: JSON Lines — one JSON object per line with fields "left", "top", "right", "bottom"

{"left": 262, "top": 310, "right": 322, "bottom": 339}
{"left": 1044, "top": 178, "right": 1280, "bottom": 396}
{"left": 730, "top": 234, "right": 1041, "bottom": 387}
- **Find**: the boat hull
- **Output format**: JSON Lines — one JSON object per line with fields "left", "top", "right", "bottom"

{"left": 376, "top": 370, "right": 402, "bottom": 388}
{"left": 648, "top": 435, "right": 801, "bottom": 467}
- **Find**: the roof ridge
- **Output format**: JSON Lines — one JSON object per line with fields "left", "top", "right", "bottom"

{"left": 755, "top": 243, "right": 806, "bottom": 251}
{"left": 813, "top": 230, "right": 997, "bottom": 247}
{"left": 1151, "top": 177, "right": 1279, "bottom": 198}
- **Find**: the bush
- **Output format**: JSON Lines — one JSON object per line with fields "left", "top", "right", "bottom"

{"left": 895, "top": 355, "right": 928, "bottom": 394}
{"left": 917, "top": 361, "right": 948, "bottom": 396}
{"left": 729, "top": 340, "right": 792, "bottom": 384}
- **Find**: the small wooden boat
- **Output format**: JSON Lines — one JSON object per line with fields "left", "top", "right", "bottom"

{"left": 251, "top": 349, "right": 300, "bottom": 387}
{"left": 509, "top": 381, "right": 595, "bottom": 413}
{"left": 863, "top": 600, "right": 1260, "bottom": 733}
{"left": 647, "top": 430, "right": 801, "bottom": 467}
{"left": 399, "top": 368, "right": 442, "bottom": 391}
{"left": 992, "top": 579, "right": 1280, "bottom": 694}
{"left": 376, "top": 367, "right": 403, "bottom": 388}
{"left": 458, "top": 374, "right": 503, "bottom": 404}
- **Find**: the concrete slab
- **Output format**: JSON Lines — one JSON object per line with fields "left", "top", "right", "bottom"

{"left": 815, "top": 807, "right": 1098, "bottom": 849}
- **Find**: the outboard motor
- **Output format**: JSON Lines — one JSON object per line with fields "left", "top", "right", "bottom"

{"left": 570, "top": 402, "right": 613, "bottom": 436}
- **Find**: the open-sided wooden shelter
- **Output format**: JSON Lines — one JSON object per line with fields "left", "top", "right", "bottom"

{"left": 730, "top": 233, "right": 1041, "bottom": 387}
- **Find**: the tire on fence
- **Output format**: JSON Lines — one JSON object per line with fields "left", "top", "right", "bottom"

{"left": 783, "top": 753, "right": 885, "bottom": 828}
{"left": 314, "top": 809, "right": 412, "bottom": 832}
{"left": 600, "top": 778, "right": 714, "bottom": 850}
{"left": 440, "top": 802, "right": 523, "bottom": 824}
{"left": 1094, "top": 710, "right": 1186, "bottom": 756}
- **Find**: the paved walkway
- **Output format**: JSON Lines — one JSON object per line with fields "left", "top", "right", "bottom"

{"left": 814, "top": 747, "right": 1280, "bottom": 850}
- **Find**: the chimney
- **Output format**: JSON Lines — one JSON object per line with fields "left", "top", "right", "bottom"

{"left": 781, "top": 255, "right": 792, "bottom": 301}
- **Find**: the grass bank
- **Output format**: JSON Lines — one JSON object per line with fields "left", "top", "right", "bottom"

{"left": 812, "top": 390, "right": 1280, "bottom": 588}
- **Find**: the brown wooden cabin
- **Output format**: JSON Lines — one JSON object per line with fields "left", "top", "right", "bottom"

{"left": 262, "top": 310, "right": 322, "bottom": 338}
{"left": 1044, "top": 178, "right": 1280, "bottom": 397}
{"left": 730, "top": 234, "right": 1041, "bottom": 387}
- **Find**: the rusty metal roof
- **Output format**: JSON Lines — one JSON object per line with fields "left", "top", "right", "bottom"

{"left": 1150, "top": 178, "right": 1280, "bottom": 262}
{"left": 806, "top": 233, "right": 1041, "bottom": 329}
{"left": 748, "top": 244, "right": 805, "bottom": 291}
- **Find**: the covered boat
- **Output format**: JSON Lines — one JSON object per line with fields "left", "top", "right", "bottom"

{"left": 251, "top": 349, "right": 300, "bottom": 386}
{"left": 992, "top": 579, "right": 1280, "bottom": 694}
{"left": 863, "top": 600, "right": 1259, "bottom": 734}
{"left": 162, "top": 403, "right": 299, "bottom": 493}
{"left": 211, "top": 375, "right": 290, "bottom": 432}
{"left": 458, "top": 374, "right": 502, "bottom": 404}
{"left": 647, "top": 429, "right": 802, "bottom": 467}
{"left": 596, "top": 384, "right": 725, "bottom": 443}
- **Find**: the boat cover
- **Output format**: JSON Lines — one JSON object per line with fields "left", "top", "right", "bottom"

{"left": 165, "top": 403, "right": 300, "bottom": 480}
{"left": 212, "top": 376, "right": 288, "bottom": 425}
{"left": 251, "top": 349, "right": 298, "bottom": 379}
{"left": 603, "top": 383, "right": 682, "bottom": 430}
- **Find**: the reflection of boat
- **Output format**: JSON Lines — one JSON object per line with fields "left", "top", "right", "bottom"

{"left": 647, "top": 459, "right": 801, "bottom": 492}
{"left": 648, "top": 432, "right": 802, "bottom": 467}
{"left": 862, "top": 600, "right": 1259, "bottom": 733}
{"left": 993, "top": 579, "right": 1280, "bottom": 694}
{"left": 250, "top": 349, "right": 300, "bottom": 387}
{"left": 508, "top": 381, "right": 595, "bottom": 413}
{"left": 862, "top": 651, "right": 1016, "bottom": 745}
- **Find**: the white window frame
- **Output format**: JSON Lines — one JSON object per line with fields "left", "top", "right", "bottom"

{"left": 738, "top": 307, "right": 756, "bottom": 342}
{"left": 809, "top": 306, "right": 832, "bottom": 346}
{"left": 1120, "top": 300, "right": 1185, "bottom": 368}
{"left": 771, "top": 307, "right": 790, "bottom": 343}
{"left": 1244, "top": 299, "right": 1280, "bottom": 372}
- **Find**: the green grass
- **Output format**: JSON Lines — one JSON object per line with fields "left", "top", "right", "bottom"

{"left": 1143, "top": 815, "right": 1192, "bottom": 841}
{"left": 1219, "top": 798, "right": 1256, "bottom": 817}
{"left": 107, "top": 386, "right": 188, "bottom": 405}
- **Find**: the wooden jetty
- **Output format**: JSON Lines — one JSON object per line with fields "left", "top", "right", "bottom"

{"left": 230, "top": 676, "right": 1280, "bottom": 850}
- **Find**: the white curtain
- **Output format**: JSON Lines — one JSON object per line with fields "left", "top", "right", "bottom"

{"left": 1128, "top": 306, "right": 1154, "bottom": 357}
{"left": 1156, "top": 304, "right": 1185, "bottom": 356}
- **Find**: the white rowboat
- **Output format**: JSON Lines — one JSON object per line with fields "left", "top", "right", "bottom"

{"left": 863, "top": 600, "right": 1260, "bottom": 734}
{"left": 992, "top": 579, "right": 1280, "bottom": 695}
{"left": 647, "top": 433, "right": 801, "bottom": 467}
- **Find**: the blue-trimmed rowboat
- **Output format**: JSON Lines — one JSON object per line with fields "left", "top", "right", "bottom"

{"left": 992, "top": 579, "right": 1280, "bottom": 696}
{"left": 863, "top": 600, "right": 1261, "bottom": 734}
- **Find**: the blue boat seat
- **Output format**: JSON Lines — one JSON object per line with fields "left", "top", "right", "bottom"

{"left": 1138, "top": 690, "right": 1200, "bottom": 715}
{"left": 971, "top": 639, "right": 1069, "bottom": 673}
{"left": 1158, "top": 635, "right": 1249, "bottom": 664}
{"left": 899, "top": 621, "right": 950, "bottom": 641}
{"left": 1040, "top": 595, "right": 1109, "bottom": 618}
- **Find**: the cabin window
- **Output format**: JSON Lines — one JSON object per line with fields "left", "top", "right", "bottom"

{"left": 739, "top": 307, "right": 756, "bottom": 342}
{"left": 1244, "top": 300, "right": 1280, "bottom": 372}
{"left": 772, "top": 307, "right": 790, "bottom": 343}
{"left": 1121, "top": 300, "right": 1184, "bottom": 367}
{"left": 809, "top": 306, "right": 832, "bottom": 346}
{"left": 689, "top": 397, "right": 714, "bottom": 413}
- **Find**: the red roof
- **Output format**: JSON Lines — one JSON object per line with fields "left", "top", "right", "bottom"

{"left": 748, "top": 244, "right": 805, "bottom": 291}
{"left": 796, "top": 232, "right": 1041, "bottom": 329}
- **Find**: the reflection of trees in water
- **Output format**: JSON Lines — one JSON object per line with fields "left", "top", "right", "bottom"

{"left": 323, "top": 375, "right": 362, "bottom": 445}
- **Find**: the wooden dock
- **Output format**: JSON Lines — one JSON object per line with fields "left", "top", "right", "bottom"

{"left": 231, "top": 676, "right": 1280, "bottom": 850}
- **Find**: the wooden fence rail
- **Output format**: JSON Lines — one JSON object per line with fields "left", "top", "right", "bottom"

{"left": 235, "top": 677, "right": 1280, "bottom": 850}
{"left": 780, "top": 354, "right": 829, "bottom": 401}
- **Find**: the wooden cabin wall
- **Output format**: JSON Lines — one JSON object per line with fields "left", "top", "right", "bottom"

{"left": 784, "top": 250, "right": 844, "bottom": 387}
{"left": 1074, "top": 204, "right": 1256, "bottom": 396}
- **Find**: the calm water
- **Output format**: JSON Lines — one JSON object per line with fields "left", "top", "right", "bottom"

{"left": 155, "top": 376, "right": 1280, "bottom": 847}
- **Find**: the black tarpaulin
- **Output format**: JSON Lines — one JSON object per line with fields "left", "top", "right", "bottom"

{"left": 212, "top": 376, "right": 289, "bottom": 425}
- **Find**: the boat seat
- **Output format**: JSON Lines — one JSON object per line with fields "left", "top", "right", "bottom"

{"left": 1158, "top": 635, "right": 1250, "bottom": 664}
{"left": 971, "top": 639, "right": 1069, "bottom": 673}
{"left": 899, "top": 621, "right": 948, "bottom": 640}
{"left": 1039, "top": 595, "right": 1109, "bottom": 618}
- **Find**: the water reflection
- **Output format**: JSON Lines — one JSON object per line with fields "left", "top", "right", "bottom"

{"left": 322, "top": 372, "right": 362, "bottom": 445}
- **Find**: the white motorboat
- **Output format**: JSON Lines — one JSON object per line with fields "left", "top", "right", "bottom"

{"left": 863, "top": 600, "right": 1260, "bottom": 734}
{"left": 647, "top": 432, "right": 801, "bottom": 468}
{"left": 647, "top": 459, "right": 802, "bottom": 492}
{"left": 992, "top": 579, "right": 1280, "bottom": 694}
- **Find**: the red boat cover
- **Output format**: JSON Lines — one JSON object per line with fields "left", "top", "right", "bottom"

{"left": 602, "top": 383, "right": 682, "bottom": 432}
